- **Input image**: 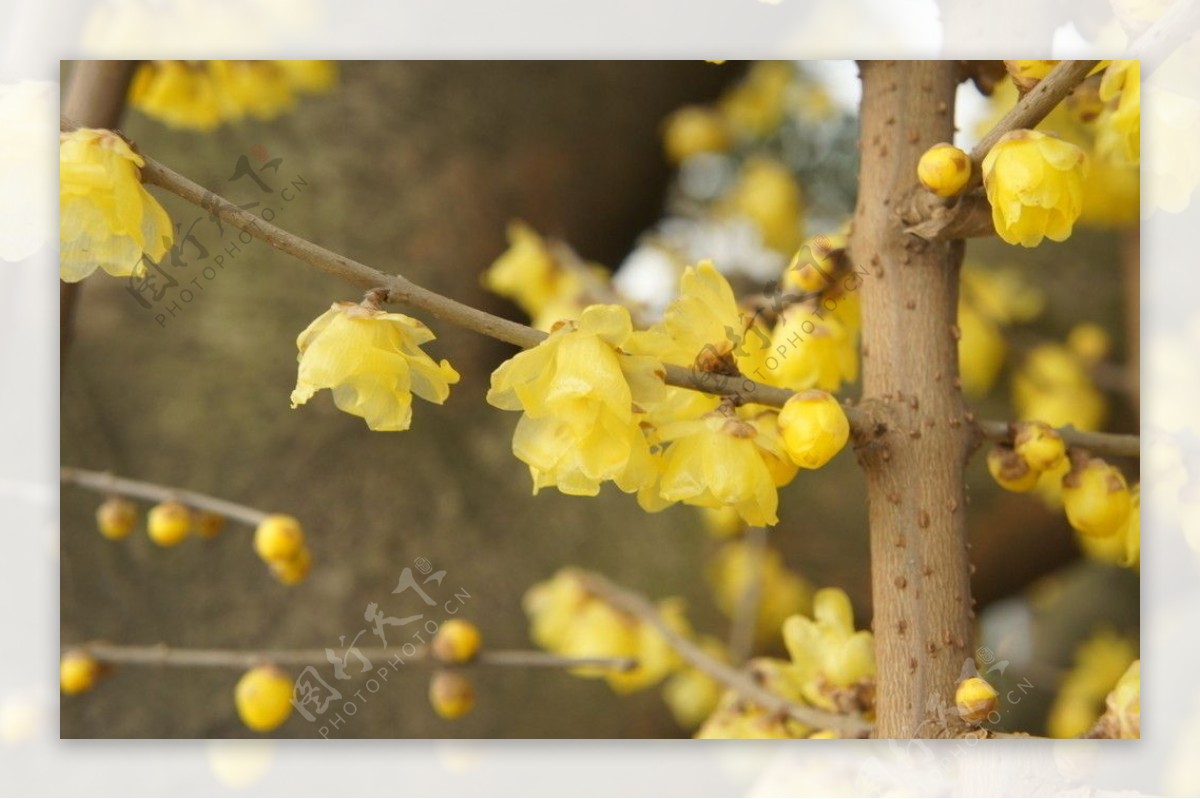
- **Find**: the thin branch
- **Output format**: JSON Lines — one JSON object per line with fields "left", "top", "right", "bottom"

{"left": 976, "top": 421, "right": 1139, "bottom": 459}
{"left": 905, "top": 60, "right": 1101, "bottom": 240}
{"left": 57, "top": 119, "right": 1139, "bottom": 461}
{"left": 728, "top": 526, "right": 767, "bottom": 664}
{"left": 67, "top": 642, "right": 636, "bottom": 672}
{"left": 579, "top": 571, "right": 873, "bottom": 738}
{"left": 60, "top": 467, "right": 269, "bottom": 526}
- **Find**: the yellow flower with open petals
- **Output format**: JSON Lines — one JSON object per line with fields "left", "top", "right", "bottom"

{"left": 982, "top": 130, "right": 1087, "bottom": 247}
{"left": 290, "top": 301, "right": 459, "bottom": 431}
{"left": 782, "top": 587, "right": 875, "bottom": 708}
{"left": 59, "top": 128, "right": 173, "bottom": 282}
{"left": 487, "top": 304, "right": 664, "bottom": 496}
{"left": 1097, "top": 60, "right": 1140, "bottom": 165}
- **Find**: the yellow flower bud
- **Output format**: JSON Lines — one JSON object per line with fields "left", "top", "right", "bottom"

{"left": 95, "top": 496, "right": 137, "bottom": 541}
{"left": 1062, "top": 457, "right": 1132, "bottom": 538}
{"left": 193, "top": 511, "right": 226, "bottom": 540}
{"left": 431, "top": 620, "right": 483, "bottom": 664}
{"left": 146, "top": 501, "right": 191, "bottom": 547}
{"left": 1013, "top": 421, "right": 1067, "bottom": 472}
{"left": 781, "top": 231, "right": 848, "bottom": 295}
{"left": 956, "top": 676, "right": 999, "bottom": 724}
{"left": 60, "top": 651, "right": 102, "bottom": 695}
{"left": 723, "top": 157, "right": 804, "bottom": 254}
{"left": 1004, "top": 60, "right": 1059, "bottom": 92}
{"left": 234, "top": 665, "right": 294, "bottom": 733}
{"left": 429, "top": 671, "right": 475, "bottom": 720}
{"left": 662, "top": 106, "right": 732, "bottom": 164}
{"left": 982, "top": 130, "right": 1087, "bottom": 247}
{"left": 987, "top": 445, "right": 1040, "bottom": 493}
{"left": 254, "top": 514, "right": 305, "bottom": 564}
{"left": 1067, "top": 322, "right": 1111, "bottom": 364}
{"left": 777, "top": 390, "right": 850, "bottom": 469}
{"left": 269, "top": 546, "right": 312, "bottom": 585}
{"left": 917, "top": 143, "right": 972, "bottom": 198}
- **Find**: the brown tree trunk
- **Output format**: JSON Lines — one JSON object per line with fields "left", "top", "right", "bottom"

{"left": 849, "top": 61, "right": 974, "bottom": 738}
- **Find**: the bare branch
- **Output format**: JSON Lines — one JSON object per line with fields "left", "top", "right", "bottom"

{"left": 67, "top": 642, "right": 636, "bottom": 672}
{"left": 976, "top": 421, "right": 1139, "bottom": 459}
{"left": 579, "top": 571, "right": 874, "bottom": 738}
{"left": 60, "top": 467, "right": 270, "bottom": 526}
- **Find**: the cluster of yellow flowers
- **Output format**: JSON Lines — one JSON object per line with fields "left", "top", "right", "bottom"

{"left": 707, "top": 539, "right": 813, "bottom": 648}
{"left": 290, "top": 300, "right": 460, "bottom": 432}
{"left": 988, "top": 434, "right": 1138, "bottom": 569}
{"left": 697, "top": 587, "right": 874, "bottom": 738}
{"left": 59, "top": 128, "right": 174, "bottom": 283}
{"left": 523, "top": 568, "right": 687, "bottom": 693}
{"left": 129, "top": 60, "right": 337, "bottom": 131}
{"left": 1047, "top": 629, "right": 1138, "bottom": 738}
{"left": 484, "top": 261, "right": 852, "bottom": 526}
{"left": 957, "top": 262, "right": 1044, "bottom": 397}
{"left": 1013, "top": 328, "right": 1110, "bottom": 434}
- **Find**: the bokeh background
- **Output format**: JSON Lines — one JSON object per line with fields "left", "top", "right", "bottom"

{"left": 59, "top": 59, "right": 1138, "bottom": 739}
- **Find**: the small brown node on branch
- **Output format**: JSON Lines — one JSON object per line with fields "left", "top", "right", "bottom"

{"left": 937, "top": 100, "right": 948, "bottom": 113}
{"left": 895, "top": 576, "right": 907, "bottom": 589}
{"left": 949, "top": 417, "right": 962, "bottom": 428}
{"left": 909, "top": 396, "right": 920, "bottom": 410}
{"left": 897, "top": 620, "right": 908, "bottom": 635}
{"left": 918, "top": 510, "right": 931, "bottom": 528}
{"left": 922, "top": 565, "right": 934, "bottom": 577}
{"left": 946, "top": 498, "right": 958, "bottom": 512}
{"left": 907, "top": 128, "right": 920, "bottom": 143}
{"left": 887, "top": 491, "right": 901, "bottom": 504}
{"left": 881, "top": 449, "right": 891, "bottom": 462}
{"left": 895, "top": 534, "right": 908, "bottom": 548}
{"left": 910, "top": 429, "right": 922, "bottom": 439}
{"left": 950, "top": 324, "right": 962, "bottom": 341}
{"left": 886, "top": 115, "right": 896, "bottom": 125}
{"left": 909, "top": 658, "right": 919, "bottom": 673}
{"left": 927, "top": 642, "right": 938, "bottom": 655}
{"left": 964, "top": 411, "right": 977, "bottom": 423}
{"left": 906, "top": 300, "right": 916, "bottom": 310}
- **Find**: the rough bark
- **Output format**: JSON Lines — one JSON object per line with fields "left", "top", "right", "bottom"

{"left": 849, "top": 61, "right": 974, "bottom": 738}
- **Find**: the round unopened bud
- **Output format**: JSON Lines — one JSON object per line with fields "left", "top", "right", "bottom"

{"left": 95, "top": 496, "right": 137, "bottom": 541}
{"left": 1013, "top": 421, "right": 1067, "bottom": 472}
{"left": 777, "top": 390, "right": 850, "bottom": 469}
{"left": 269, "top": 546, "right": 312, "bottom": 586}
{"left": 60, "top": 650, "right": 102, "bottom": 695}
{"left": 986, "top": 445, "right": 1040, "bottom": 493}
{"left": 1062, "top": 456, "right": 1131, "bottom": 538}
{"left": 917, "top": 143, "right": 972, "bottom": 198}
{"left": 147, "top": 501, "right": 191, "bottom": 547}
{"left": 956, "top": 676, "right": 999, "bottom": 724}
{"left": 234, "top": 665, "right": 294, "bottom": 733}
{"left": 429, "top": 670, "right": 475, "bottom": 720}
{"left": 253, "top": 514, "right": 305, "bottom": 564}
{"left": 193, "top": 511, "right": 226, "bottom": 540}
{"left": 431, "top": 620, "right": 483, "bottom": 664}
{"left": 1067, "top": 322, "right": 1111, "bottom": 364}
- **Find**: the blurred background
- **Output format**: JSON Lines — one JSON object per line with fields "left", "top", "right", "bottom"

{"left": 59, "top": 59, "right": 1138, "bottom": 739}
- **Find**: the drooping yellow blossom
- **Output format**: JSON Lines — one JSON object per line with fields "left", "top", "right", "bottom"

{"left": 917, "top": 142, "right": 972, "bottom": 197}
{"left": 764, "top": 307, "right": 859, "bottom": 392}
{"left": 654, "top": 406, "right": 790, "bottom": 526}
{"left": 782, "top": 587, "right": 875, "bottom": 711}
{"left": 59, "top": 128, "right": 174, "bottom": 282}
{"left": 482, "top": 221, "right": 562, "bottom": 318}
{"left": 522, "top": 568, "right": 686, "bottom": 693}
{"left": 1004, "top": 60, "right": 1061, "bottom": 92}
{"left": 722, "top": 157, "right": 804, "bottom": 254}
{"left": 1097, "top": 61, "right": 1140, "bottom": 165}
{"left": 987, "top": 444, "right": 1040, "bottom": 493}
{"left": 708, "top": 540, "right": 812, "bottom": 647}
{"left": 982, "top": 130, "right": 1087, "bottom": 247}
{"left": 699, "top": 505, "right": 746, "bottom": 539}
{"left": 956, "top": 676, "right": 999, "bottom": 724}
{"left": 1013, "top": 420, "right": 1067, "bottom": 472}
{"left": 234, "top": 665, "right": 294, "bottom": 733}
{"left": 1062, "top": 456, "right": 1132, "bottom": 538}
{"left": 129, "top": 60, "right": 337, "bottom": 131}
{"left": 429, "top": 671, "right": 475, "bottom": 720}
{"left": 1067, "top": 322, "right": 1112, "bottom": 364}
{"left": 631, "top": 261, "right": 769, "bottom": 377}
{"left": 662, "top": 637, "right": 729, "bottom": 730}
{"left": 1048, "top": 629, "right": 1137, "bottom": 738}
{"left": 781, "top": 229, "right": 849, "bottom": 295}
{"left": 662, "top": 106, "right": 732, "bottom": 164}
{"left": 960, "top": 262, "right": 1045, "bottom": 326}
{"left": 1013, "top": 343, "right": 1107, "bottom": 432}
{"left": 290, "top": 301, "right": 460, "bottom": 432}
{"left": 776, "top": 389, "right": 850, "bottom": 469}
{"left": 487, "top": 304, "right": 663, "bottom": 496}
{"left": 1078, "top": 484, "right": 1139, "bottom": 568}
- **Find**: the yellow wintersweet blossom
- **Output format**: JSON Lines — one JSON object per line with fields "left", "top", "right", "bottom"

{"left": 129, "top": 60, "right": 337, "bottom": 131}
{"left": 956, "top": 262, "right": 1044, "bottom": 397}
{"left": 662, "top": 637, "right": 728, "bottom": 730}
{"left": 290, "top": 301, "right": 459, "bottom": 431}
{"left": 1048, "top": 629, "right": 1137, "bottom": 738}
{"left": 696, "top": 658, "right": 812, "bottom": 739}
{"left": 631, "top": 261, "right": 769, "bottom": 377}
{"left": 782, "top": 587, "right": 875, "bottom": 710}
{"left": 1013, "top": 343, "right": 1107, "bottom": 432}
{"left": 487, "top": 304, "right": 663, "bottom": 496}
{"left": 522, "top": 568, "right": 686, "bottom": 693}
{"left": 958, "top": 301, "right": 1007, "bottom": 397}
{"left": 1078, "top": 484, "right": 1139, "bottom": 568}
{"left": 1097, "top": 61, "right": 1140, "bottom": 166}
{"left": 765, "top": 307, "right": 858, "bottom": 392}
{"left": 718, "top": 60, "right": 794, "bottom": 139}
{"left": 722, "top": 157, "right": 804, "bottom": 254}
{"left": 662, "top": 106, "right": 732, "bottom": 164}
{"left": 655, "top": 406, "right": 791, "bottom": 526}
{"left": 481, "top": 221, "right": 600, "bottom": 331}
{"left": 708, "top": 540, "right": 812, "bottom": 647}
{"left": 982, "top": 130, "right": 1087, "bottom": 247}
{"left": 60, "top": 128, "right": 174, "bottom": 283}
